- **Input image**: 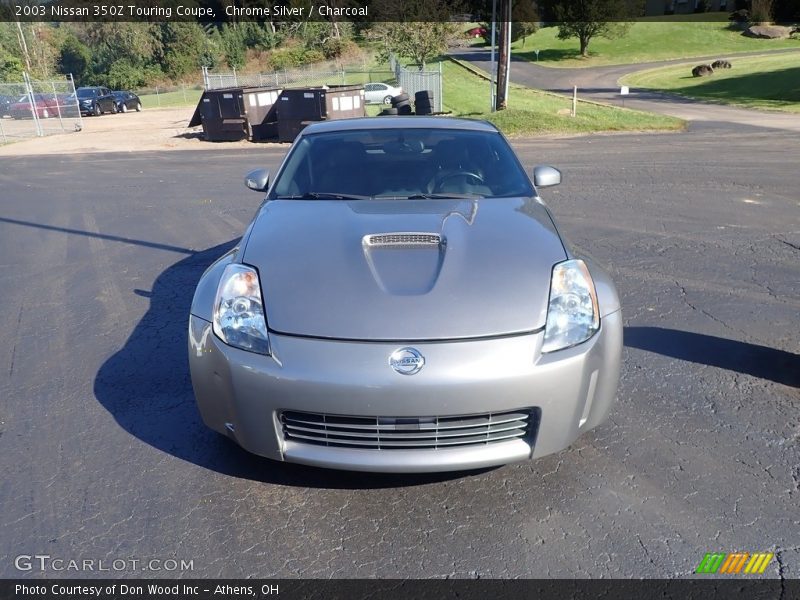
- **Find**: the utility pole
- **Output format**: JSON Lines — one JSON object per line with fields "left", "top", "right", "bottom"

{"left": 495, "top": 0, "right": 511, "bottom": 110}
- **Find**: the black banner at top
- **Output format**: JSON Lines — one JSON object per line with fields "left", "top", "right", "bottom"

{"left": 3, "top": 0, "right": 800, "bottom": 22}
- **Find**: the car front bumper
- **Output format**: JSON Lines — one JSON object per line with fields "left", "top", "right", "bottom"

{"left": 188, "top": 310, "right": 622, "bottom": 473}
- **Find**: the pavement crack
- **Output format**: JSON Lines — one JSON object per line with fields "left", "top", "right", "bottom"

{"left": 774, "top": 236, "right": 800, "bottom": 252}
{"left": 8, "top": 305, "right": 22, "bottom": 377}
{"left": 775, "top": 549, "right": 786, "bottom": 599}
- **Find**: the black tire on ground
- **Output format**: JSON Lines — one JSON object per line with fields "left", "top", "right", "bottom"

{"left": 379, "top": 108, "right": 398, "bottom": 116}
{"left": 415, "top": 104, "right": 432, "bottom": 115}
{"left": 111, "top": 103, "right": 118, "bottom": 114}
{"left": 121, "top": 103, "right": 128, "bottom": 113}
{"left": 414, "top": 90, "right": 433, "bottom": 104}
{"left": 391, "top": 93, "right": 409, "bottom": 106}
{"left": 93, "top": 104, "right": 100, "bottom": 116}
{"left": 397, "top": 104, "right": 413, "bottom": 115}
{"left": 135, "top": 102, "right": 142, "bottom": 112}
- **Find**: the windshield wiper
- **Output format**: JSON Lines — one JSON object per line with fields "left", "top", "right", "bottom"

{"left": 403, "top": 193, "right": 484, "bottom": 199}
{"left": 275, "top": 192, "right": 372, "bottom": 200}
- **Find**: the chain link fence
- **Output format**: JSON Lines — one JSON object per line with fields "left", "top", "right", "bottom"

{"left": 0, "top": 74, "right": 81, "bottom": 145}
{"left": 202, "top": 65, "right": 349, "bottom": 91}
{"left": 389, "top": 56, "right": 443, "bottom": 113}
{"left": 134, "top": 83, "right": 204, "bottom": 108}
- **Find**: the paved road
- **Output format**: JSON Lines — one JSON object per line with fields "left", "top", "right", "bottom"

{"left": 0, "top": 131, "right": 798, "bottom": 578}
{"left": 450, "top": 47, "right": 800, "bottom": 132}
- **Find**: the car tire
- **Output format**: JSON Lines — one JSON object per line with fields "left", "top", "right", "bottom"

{"left": 111, "top": 103, "right": 118, "bottom": 114}
{"left": 121, "top": 103, "right": 128, "bottom": 113}
{"left": 383, "top": 95, "right": 392, "bottom": 105}
{"left": 41, "top": 109, "right": 50, "bottom": 119}
{"left": 93, "top": 104, "right": 100, "bottom": 117}
{"left": 135, "top": 102, "right": 142, "bottom": 112}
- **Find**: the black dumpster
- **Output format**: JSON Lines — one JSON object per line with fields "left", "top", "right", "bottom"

{"left": 189, "top": 86, "right": 281, "bottom": 142}
{"left": 276, "top": 85, "right": 365, "bottom": 142}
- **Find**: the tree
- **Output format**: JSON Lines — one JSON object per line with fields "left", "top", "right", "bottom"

{"left": 0, "top": 52, "right": 23, "bottom": 81}
{"left": 159, "top": 23, "right": 208, "bottom": 80}
{"left": 371, "top": 21, "right": 459, "bottom": 70}
{"left": 511, "top": 0, "right": 540, "bottom": 47}
{"left": 58, "top": 35, "right": 91, "bottom": 83}
{"left": 219, "top": 24, "right": 246, "bottom": 70}
{"left": 368, "top": 0, "right": 461, "bottom": 70}
{"left": 554, "top": 0, "right": 632, "bottom": 57}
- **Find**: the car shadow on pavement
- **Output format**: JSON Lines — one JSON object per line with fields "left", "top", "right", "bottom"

{"left": 625, "top": 326, "right": 799, "bottom": 388}
{"left": 94, "top": 241, "right": 489, "bottom": 489}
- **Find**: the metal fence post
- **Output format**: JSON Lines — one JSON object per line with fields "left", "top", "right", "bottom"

{"left": 70, "top": 73, "right": 83, "bottom": 131}
{"left": 23, "top": 72, "right": 43, "bottom": 137}
{"left": 438, "top": 61, "right": 443, "bottom": 113}
{"left": 51, "top": 80, "right": 65, "bottom": 131}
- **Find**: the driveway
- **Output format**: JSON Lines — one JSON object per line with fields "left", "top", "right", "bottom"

{"left": 1, "top": 130, "right": 798, "bottom": 578}
{"left": 450, "top": 47, "right": 800, "bottom": 132}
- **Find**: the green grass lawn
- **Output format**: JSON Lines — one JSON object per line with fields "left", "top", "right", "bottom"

{"left": 620, "top": 52, "right": 800, "bottom": 112}
{"left": 137, "top": 88, "right": 203, "bottom": 109}
{"left": 511, "top": 17, "right": 800, "bottom": 67}
{"left": 440, "top": 59, "right": 684, "bottom": 135}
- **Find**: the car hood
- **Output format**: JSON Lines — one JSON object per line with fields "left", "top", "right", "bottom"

{"left": 243, "top": 197, "right": 566, "bottom": 341}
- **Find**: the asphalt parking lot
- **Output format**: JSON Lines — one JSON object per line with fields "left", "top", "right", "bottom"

{"left": 0, "top": 125, "right": 798, "bottom": 579}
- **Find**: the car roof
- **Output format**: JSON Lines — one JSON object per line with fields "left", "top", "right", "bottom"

{"left": 300, "top": 116, "right": 500, "bottom": 135}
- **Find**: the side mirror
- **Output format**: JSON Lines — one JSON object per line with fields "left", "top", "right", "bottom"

{"left": 532, "top": 165, "right": 561, "bottom": 189}
{"left": 244, "top": 168, "right": 270, "bottom": 192}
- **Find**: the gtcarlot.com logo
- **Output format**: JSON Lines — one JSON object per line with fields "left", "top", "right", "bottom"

{"left": 14, "top": 554, "right": 194, "bottom": 572}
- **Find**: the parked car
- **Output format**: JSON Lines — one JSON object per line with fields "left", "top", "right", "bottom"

{"left": 76, "top": 86, "right": 117, "bottom": 116}
{"left": 111, "top": 90, "right": 142, "bottom": 113}
{"left": 363, "top": 82, "right": 403, "bottom": 105}
{"left": 188, "top": 117, "right": 623, "bottom": 473}
{"left": 8, "top": 93, "right": 60, "bottom": 119}
{"left": 466, "top": 26, "right": 487, "bottom": 38}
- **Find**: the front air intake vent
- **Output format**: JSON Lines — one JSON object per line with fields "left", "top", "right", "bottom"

{"left": 363, "top": 233, "right": 442, "bottom": 248}
{"left": 281, "top": 409, "right": 537, "bottom": 450}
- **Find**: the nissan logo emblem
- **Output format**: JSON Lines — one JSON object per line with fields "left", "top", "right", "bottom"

{"left": 389, "top": 347, "right": 425, "bottom": 375}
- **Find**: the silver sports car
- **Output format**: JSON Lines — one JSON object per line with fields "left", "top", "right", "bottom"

{"left": 188, "top": 117, "right": 622, "bottom": 473}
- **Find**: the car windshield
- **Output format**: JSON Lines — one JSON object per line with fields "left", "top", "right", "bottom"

{"left": 270, "top": 127, "right": 534, "bottom": 200}
{"left": 77, "top": 89, "right": 95, "bottom": 98}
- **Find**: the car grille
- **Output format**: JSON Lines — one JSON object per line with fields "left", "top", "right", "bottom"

{"left": 281, "top": 409, "right": 536, "bottom": 450}
{"left": 363, "top": 233, "right": 441, "bottom": 248}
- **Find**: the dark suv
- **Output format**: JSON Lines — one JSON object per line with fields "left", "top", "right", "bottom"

{"left": 76, "top": 87, "right": 117, "bottom": 116}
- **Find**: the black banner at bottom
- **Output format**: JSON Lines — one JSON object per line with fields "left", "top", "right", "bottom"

{"left": 1, "top": 579, "right": 797, "bottom": 600}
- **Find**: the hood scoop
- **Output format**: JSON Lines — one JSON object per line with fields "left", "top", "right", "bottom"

{"left": 363, "top": 232, "right": 443, "bottom": 248}
{"left": 362, "top": 232, "right": 445, "bottom": 296}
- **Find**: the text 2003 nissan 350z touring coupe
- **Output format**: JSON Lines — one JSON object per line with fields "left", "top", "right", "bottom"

{"left": 188, "top": 117, "right": 622, "bottom": 473}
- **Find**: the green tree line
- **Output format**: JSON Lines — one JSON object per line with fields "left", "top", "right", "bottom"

{"left": 0, "top": 21, "right": 359, "bottom": 87}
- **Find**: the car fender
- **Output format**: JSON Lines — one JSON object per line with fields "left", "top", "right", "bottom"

{"left": 583, "top": 257, "right": 621, "bottom": 318}
{"left": 190, "top": 247, "right": 239, "bottom": 322}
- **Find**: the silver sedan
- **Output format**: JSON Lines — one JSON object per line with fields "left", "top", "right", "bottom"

{"left": 188, "top": 117, "right": 622, "bottom": 473}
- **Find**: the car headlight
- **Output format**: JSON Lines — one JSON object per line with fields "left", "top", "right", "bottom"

{"left": 212, "top": 264, "right": 270, "bottom": 355}
{"left": 541, "top": 259, "right": 600, "bottom": 353}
